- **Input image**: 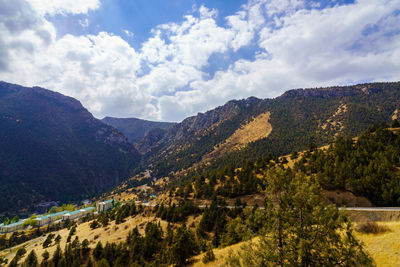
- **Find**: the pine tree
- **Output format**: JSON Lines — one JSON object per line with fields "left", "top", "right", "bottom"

{"left": 42, "top": 250, "right": 50, "bottom": 262}
{"left": 201, "top": 244, "right": 215, "bottom": 264}
{"left": 169, "top": 224, "right": 197, "bottom": 266}
{"left": 21, "top": 250, "right": 38, "bottom": 267}
{"left": 51, "top": 245, "right": 62, "bottom": 267}
{"left": 227, "top": 167, "right": 374, "bottom": 266}
{"left": 93, "top": 242, "right": 103, "bottom": 261}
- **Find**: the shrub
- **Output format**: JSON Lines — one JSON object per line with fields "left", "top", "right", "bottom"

{"left": 356, "top": 220, "right": 389, "bottom": 234}
{"left": 90, "top": 220, "right": 99, "bottom": 229}
{"left": 202, "top": 245, "right": 215, "bottom": 264}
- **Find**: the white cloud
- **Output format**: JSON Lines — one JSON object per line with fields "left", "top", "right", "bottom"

{"left": 1, "top": 0, "right": 400, "bottom": 122}
{"left": 123, "top": 30, "right": 134, "bottom": 38}
{"left": 27, "top": 0, "right": 100, "bottom": 15}
{"left": 79, "top": 18, "right": 89, "bottom": 28}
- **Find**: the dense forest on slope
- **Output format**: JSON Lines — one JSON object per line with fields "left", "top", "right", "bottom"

{"left": 0, "top": 82, "right": 141, "bottom": 213}
{"left": 148, "top": 82, "right": 400, "bottom": 178}
{"left": 171, "top": 120, "right": 400, "bottom": 207}
{"left": 296, "top": 122, "right": 400, "bottom": 206}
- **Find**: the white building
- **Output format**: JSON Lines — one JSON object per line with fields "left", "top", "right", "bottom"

{"left": 96, "top": 199, "right": 114, "bottom": 213}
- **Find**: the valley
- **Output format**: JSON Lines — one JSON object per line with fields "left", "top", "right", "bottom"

{"left": 1, "top": 81, "right": 400, "bottom": 266}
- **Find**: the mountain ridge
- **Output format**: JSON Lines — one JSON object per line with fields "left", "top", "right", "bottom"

{"left": 0, "top": 81, "right": 141, "bottom": 213}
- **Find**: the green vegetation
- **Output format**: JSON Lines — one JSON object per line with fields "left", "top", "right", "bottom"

{"left": 0, "top": 82, "right": 141, "bottom": 213}
{"left": 154, "top": 201, "right": 200, "bottom": 222}
{"left": 202, "top": 244, "right": 215, "bottom": 264}
{"left": 225, "top": 167, "right": 373, "bottom": 266}
{"left": 42, "top": 234, "right": 55, "bottom": 248}
{"left": 296, "top": 122, "right": 400, "bottom": 205}
{"left": 22, "top": 216, "right": 38, "bottom": 227}
{"left": 147, "top": 82, "right": 400, "bottom": 181}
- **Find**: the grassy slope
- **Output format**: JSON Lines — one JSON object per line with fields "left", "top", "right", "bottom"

{"left": 0, "top": 214, "right": 170, "bottom": 264}
{"left": 191, "top": 221, "right": 400, "bottom": 267}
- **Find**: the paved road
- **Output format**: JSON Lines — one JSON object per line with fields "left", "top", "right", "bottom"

{"left": 1, "top": 235, "right": 46, "bottom": 262}
{"left": 143, "top": 202, "right": 400, "bottom": 211}
{"left": 340, "top": 207, "right": 400, "bottom": 211}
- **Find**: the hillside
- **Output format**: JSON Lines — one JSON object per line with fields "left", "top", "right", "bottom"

{"left": 101, "top": 117, "right": 176, "bottom": 146}
{"left": 0, "top": 82, "right": 141, "bottom": 213}
{"left": 144, "top": 82, "right": 400, "bottom": 178}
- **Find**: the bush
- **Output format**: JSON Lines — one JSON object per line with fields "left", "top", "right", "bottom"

{"left": 16, "top": 247, "right": 27, "bottom": 258}
{"left": 202, "top": 245, "right": 215, "bottom": 263}
{"left": 356, "top": 221, "right": 389, "bottom": 234}
{"left": 90, "top": 220, "right": 99, "bottom": 229}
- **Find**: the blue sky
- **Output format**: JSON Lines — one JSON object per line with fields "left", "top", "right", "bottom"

{"left": 0, "top": 0, "right": 399, "bottom": 121}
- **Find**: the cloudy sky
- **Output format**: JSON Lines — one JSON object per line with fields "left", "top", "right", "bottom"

{"left": 0, "top": 0, "right": 399, "bottom": 122}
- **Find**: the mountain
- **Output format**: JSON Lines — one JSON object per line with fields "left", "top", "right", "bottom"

{"left": 101, "top": 117, "right": 176, "bottom": 145}
{"left": 0, "top": 81, "right": 141, "bottom": 213}
{"left": 141, "top": 82, "right": 400, "bottom": 177}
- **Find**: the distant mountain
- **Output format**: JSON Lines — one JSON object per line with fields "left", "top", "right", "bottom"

{"left": 0, "top": 81, "right": 141, "bottom": 213}
{"left": 101, "top": 117, "right": 176, "bottom": 146}
{"left": 142, "top": 82, "right": 400, "bottom": 177}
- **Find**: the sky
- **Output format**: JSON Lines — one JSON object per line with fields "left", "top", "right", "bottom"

{"left": 0, "top": 0, "right": 399, "bottom": 122}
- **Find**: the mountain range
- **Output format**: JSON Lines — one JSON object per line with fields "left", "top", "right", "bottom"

{"left": 1, "top": 80, "right": 400, "bottom": 213}
{"left": 0, "top": 82, "right": 140, "bottom": 213}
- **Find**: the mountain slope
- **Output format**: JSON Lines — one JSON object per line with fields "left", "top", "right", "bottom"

{"left": 101, "top": 117, "right": 176, "bottom": 144}
{"left": 0, "top": 81, "right": 141, "bottom": 213}
{"left": 142, "top": 82, "right": 400, "bottom": 177}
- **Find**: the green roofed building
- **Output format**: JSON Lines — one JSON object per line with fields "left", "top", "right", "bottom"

{"left": 35, "top": 211, "right": 69, "bottom": 226}
{"left": 62, "top": 207, "right": 95, "bottom": 221}
{"left": 0, "top": 220, "right": 25, "bottom": 233}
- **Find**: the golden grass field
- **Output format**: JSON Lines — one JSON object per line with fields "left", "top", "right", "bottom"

{"left": 203, "top": 111, "right": 272, "bottom": 162}
{"left": 355, "top": 221, "right": 400, "bottom": 267}
{"left": 0, "top": 214, "right": 169, "bottom": 263}
{"left": 191, "top": 221, "right": 400, "bottom": 267}
{"left": 2, "top": 215, "right": 400, "bottom": 266}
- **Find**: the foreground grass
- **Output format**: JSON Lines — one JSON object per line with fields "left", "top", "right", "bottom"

{"left": 191, "top": 221, "right": 400, "bottom": 267}
{"left": 355, "top": 221, "right": 400, "bottom": 267}
{"left": 0, "top": 214, "right": 168, "bottom": 264}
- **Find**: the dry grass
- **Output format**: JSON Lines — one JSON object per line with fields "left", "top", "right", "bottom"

{"left": 355, "top": 221, "right": 400, "bottom": 266}
{"left": 319, "top": 103, "right": 347, "bottom": 137}
{"left": 190, "top": 239, "right": 250, "bottom": 266}
{"left": 0, "top": 214, "right": 169, "bottom": 264}
{"left": 190, "top": 221, "right": 400, "bottom": 267}
{"left": 203, "top": 112, "right": 272, "bottom": 162}
{"left": 392, "top": 109, "right": 399, "bottom": 120}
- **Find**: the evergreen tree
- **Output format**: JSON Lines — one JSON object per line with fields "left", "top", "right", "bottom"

{"left": 227, "top": 167, "right": 373, "bottom": 266}
{"left": 54, "top": 235, "right": 61, "bottom": 244}
{"left": 202, "top": 244, "right": 215, "bottom": 264}
{"left": 93, "top": 242, "right": 103, "bottom": 261}
{"left": 42, "top": 250, "right": 50, "bottom": 262}
{"left": 170, "top": 224, "right": 197, "bottom": 266}
{"left": 22, "top": 250, "right": 38, "bottom": 267}
{"left": 51, "top": 245, "right": 62, "bottom": 267}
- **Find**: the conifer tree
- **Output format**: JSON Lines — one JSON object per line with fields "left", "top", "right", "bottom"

{"left": 22, "top": 250, "right": 38, "bottom": 267}
{"left": 169, "top": 224, "right": 197, "bottom": 266}
{"left": 93, "top": 242, "right": 103, "bottom": 261}
{"left": 227, "top": 167, "right": 373, "bottom": 266}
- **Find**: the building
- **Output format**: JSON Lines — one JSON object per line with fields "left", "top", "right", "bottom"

{"left": 0, "top": 220, "right": 25, "bottom": 233}
{"left": 96, "top": 199, "right": 114, "bottom": 213}
{"left": 62, "top": 207, "right": 95, "bottom": 221}
{"left": 35, "top": 211, "right": 69, "bottom": 226}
